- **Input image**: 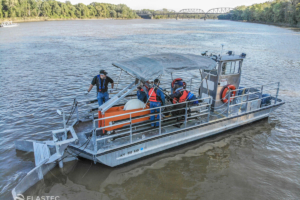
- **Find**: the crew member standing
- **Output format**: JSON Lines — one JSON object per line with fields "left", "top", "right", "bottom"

{"left": 86, "top": 70, "right": 114, "bottom": 106}
{"left": 148, "top": 79, "right": 165, "bottom": 127}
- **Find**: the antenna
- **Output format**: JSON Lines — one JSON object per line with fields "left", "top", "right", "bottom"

{"left": 221, "top": 44, "right": 224, "bottom": 55}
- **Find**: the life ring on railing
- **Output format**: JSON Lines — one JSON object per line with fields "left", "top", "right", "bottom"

{"left": 171, "top": 78, "right": 186, "bottom": 91}
{"left": 221, "top": 85, "right": 236, "bottom": 103}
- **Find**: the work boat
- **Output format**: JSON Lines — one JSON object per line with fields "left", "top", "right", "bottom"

{"left": 12, "top": 52, "right": 284, "bottom": 198}
{"left": 0, "top": 21, "right": 18, "bottom": 27}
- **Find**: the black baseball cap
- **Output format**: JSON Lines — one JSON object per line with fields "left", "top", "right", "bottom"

{"left": 99, "top": 70, "right": 107, "bottom": 75}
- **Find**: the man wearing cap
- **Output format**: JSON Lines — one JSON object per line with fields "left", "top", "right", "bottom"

{"left": 169, "top": 80, "right": 197, "bottom": 127}
{"left": 86, "top": 70, "right": 114, "bottom": 106}
{"left": 148, "top": 79, "right": 165, "bottom": 127}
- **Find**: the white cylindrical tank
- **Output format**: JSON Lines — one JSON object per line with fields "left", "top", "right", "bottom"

{"left": 123, "top": 99, "right": 145, "bottom": 110}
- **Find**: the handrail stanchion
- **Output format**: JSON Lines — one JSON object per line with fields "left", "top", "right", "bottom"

{"left": 159, "top": 107, "right": 162, "bottom": 135}
{"left": 260, "top": 85, "right": 264, "bottom": 99}
{"left": 93, "top": 113, "right": 97, "bottom": 153}
{"left": 227, "top": 91, "right": 231, "bottom": 117}
{"left": 246, "top": 92, "right": 249, "bottom": 111}
{"left": 130, "top": 114, "right": 132, "bottom": 143}
{"left": 75, "top": 99, "right": 79, "bottom": 122}
{"left": 275, "top": 82, "right": 280, "bottom": 104}
{"left": 207, "top": 97, "right": 211, "bottom": 122}
{"left": 184, "top": 102, "right": 188, "bottom": 128}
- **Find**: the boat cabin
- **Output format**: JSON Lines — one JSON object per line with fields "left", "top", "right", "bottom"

{"left": 199, "top": 52, "right": 246, "bottom": 109}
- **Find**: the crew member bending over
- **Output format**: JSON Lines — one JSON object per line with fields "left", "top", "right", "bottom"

{"left": 170, "top": 81, "right": 198, "bottom": 105}
{"left": 169, "top": 81, "right": 197, "bottom": 127}
{"left": 148, "top": 79, "right": 165, "bottom": 127}
{"left": 86, "top": 69, "right": 114, "bottom": 106}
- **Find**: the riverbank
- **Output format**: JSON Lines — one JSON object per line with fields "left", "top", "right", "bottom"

{"left": 226, "top": 19, "right": 300, "bottom": 29}
{"left": 0, "top": 17, "right": 138, "bottom": 23}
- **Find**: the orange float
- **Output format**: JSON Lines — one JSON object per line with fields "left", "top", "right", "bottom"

{"left": 221, "top": 85, "right": 236, "bottom": 103}
{"left": 98, "top": 105, "right": 150, "bottom": 132}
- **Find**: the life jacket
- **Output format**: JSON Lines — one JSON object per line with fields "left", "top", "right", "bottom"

{"left": 148, "top": 88, "right": 161, "bottom": 102}
{"left": 173, "top": 90, "right": 189, "bottom": 104}
{"left": 97, "top": 75, "right": 106, "bottom": 92}
{"left": 186, "top": 92, "right": 198, "bottom": 104}
{"left": 171, "top": 78, "right": 187, "bottom": 93}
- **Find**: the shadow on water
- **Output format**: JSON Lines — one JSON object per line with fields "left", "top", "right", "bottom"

{"left": 23, "top": 118, "right": 276, "bottom": 199}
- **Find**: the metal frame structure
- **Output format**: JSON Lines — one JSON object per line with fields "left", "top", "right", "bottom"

{"left": 136, "top": 7, "right": 233, "bottom": 17}
{"left": 179, "top": 9, "right": 206, "bottom": 13}
{"left": 206, "top": 7, "right": 233, "bottom": 14}
{"left": 86, "top": 82, "right": 281, "bottom": 155}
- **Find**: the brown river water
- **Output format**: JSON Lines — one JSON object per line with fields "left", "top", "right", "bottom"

{"left": 0, "top": 19, "right": 300, "bottom": 200}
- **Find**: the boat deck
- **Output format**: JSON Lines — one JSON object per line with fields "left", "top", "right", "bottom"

{"left": 66, "top": 83, "right": 280, "bottom": 157}
{"left": 72, "top": 108, "right": 225, "bottom": 154}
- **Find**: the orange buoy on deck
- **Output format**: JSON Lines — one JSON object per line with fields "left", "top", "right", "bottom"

{"left": 98, "top": 105, "right": 150, "bottom": 132}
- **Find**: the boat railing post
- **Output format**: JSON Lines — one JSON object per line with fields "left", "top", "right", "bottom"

{"left": 207, "top": 97, "right": 211, "bottom": 122}
{"left": 130, "top": 113, "right": 132, "bottom": 143}
{"left": 227, "top": 91, "right": 231, "bottom": 117}
{"left": 159, "top": 107, "right": 162, "bottom": 135}
{"left": 275, "top": 82, "right": 280, "bottom": 104}
{"left": 63, "top": 110, "right": 67, "bottom": 140}
{"left": 93, "top": 113, "right": 97, "bottom": 153}
{"left": 115, "top": 70, "right": 123, "bottom": 90}
{"left": 246, "top": 91, "right": 249, "bottom": 111}
{"left": 75, "top": 99, "right": 79, "bottom": 122}
{"left": 184, "top": 101, "right": 188, "bottom": 127}
{"left": 260, "top": 85, "right": 263, "bottom": 99}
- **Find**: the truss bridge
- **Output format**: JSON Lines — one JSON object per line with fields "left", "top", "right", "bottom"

{"left": 137, "top": 7, "right": 233, "bottom": 19}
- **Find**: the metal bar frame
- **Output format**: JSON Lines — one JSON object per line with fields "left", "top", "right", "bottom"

{"left": 91, "top": 81, "right": 282, "bottom": 152}
{"left": 94, "top": 97, "right": 212, "bottom": 142}
{"left": 94, "top": 97, "right": 211, "bottom": 122}
{"left": 275, "top": 82, "right": 280, "bottom": 104}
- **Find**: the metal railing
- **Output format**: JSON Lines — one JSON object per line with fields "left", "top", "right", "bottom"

{"left": 92, "top": 97, "right": 212, "bottom": 153}
{"left": 219, "top": 82, "right": 281, "bottom": 117}
{"left": 86, "top": 82, "right": 281, "bottom": 153}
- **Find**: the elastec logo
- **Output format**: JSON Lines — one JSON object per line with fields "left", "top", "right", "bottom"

{"left": 15, "top": 194, "right": 24, "bottom": 200}
{"left": 15, "top": 194, "right": 60, "bottom": 200}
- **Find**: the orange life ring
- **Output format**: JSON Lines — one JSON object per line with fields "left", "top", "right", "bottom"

{"left": 171, "top": 78, "right": 186, "bottom": 91}
{"left": 221, "top": 85, "right": 236, "bottom": 103}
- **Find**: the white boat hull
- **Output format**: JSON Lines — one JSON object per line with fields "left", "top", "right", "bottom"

{"left": 1, "top": 24, "right": 18, "bottom": 28}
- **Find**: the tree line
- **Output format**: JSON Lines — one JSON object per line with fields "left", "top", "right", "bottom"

{"left": 0, "top": 0, "right": 139, "bottom": 19}
{"left": 218, "top": 0, "right": 300, "bottom": 26}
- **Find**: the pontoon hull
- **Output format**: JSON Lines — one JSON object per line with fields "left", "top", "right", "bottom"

{"left": 69, "top": 103, "right": 283, "bottom": 167}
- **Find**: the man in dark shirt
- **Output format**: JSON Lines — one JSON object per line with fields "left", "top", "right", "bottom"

{"left": 86, "top": 69, "right": 114, "bottom": 106}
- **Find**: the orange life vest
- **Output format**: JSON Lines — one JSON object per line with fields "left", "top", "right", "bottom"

{"left": 173, "top": 90, "right": 189, "bottom": 104}
{"left": 171, "top": 78, "right": 187, "bottom": 93}
{"left": 148, "top": 88, "right": 160, "bottom": 102}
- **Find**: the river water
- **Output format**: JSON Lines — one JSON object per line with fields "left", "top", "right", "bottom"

{"left": 0, "top": 19, "right": 300, "bottom": 200}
